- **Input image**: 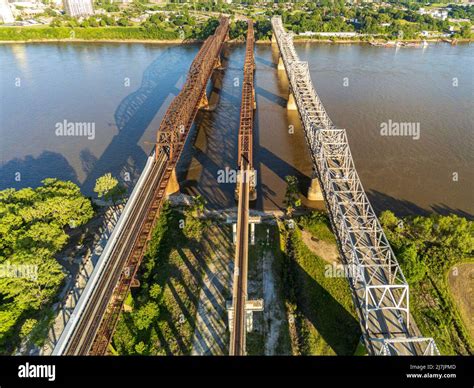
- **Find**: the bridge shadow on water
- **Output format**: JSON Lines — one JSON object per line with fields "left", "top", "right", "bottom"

{"left": 367, "top": 190, "right": 473, "bottom": 220}
{"left": 1, "top": 46, "right": 199, "bottom": 195}
{"left": 79, "top": 46, "right": 198, "bottom": 195}
{"left": 0, "top": 151, "right": 78, "bottom": 190}
{"left": 255, "top": 55, "right": 277, "bottom": 70}
{"left": 178, "top": 45, "right": 241, "bottom": 210}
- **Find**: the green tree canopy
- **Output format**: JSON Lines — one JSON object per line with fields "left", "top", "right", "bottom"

{"left": 0, "top": 179, "right": 93, "bottom": 352}
{"left": 94, "top": 173, "right": 126, "bottom": 204}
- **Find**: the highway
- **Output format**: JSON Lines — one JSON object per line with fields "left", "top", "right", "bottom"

{"left": 271, "top": 16, "right": 439, "bottom": 356}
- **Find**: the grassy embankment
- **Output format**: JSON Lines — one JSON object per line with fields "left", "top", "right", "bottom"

{"left": 278, "top": 212, "right": 362, "bottom": 355}
{"left": 237, "top": 212, "right": 361, "bottom": 356}
{"left": 111, "top": 202, "right": 233, "bottom": 355}
{"left": 380, "top": 211, "right": 474, "bottom": 355}
{"left": 0, "top": 26, "right": 179, "bottom": 41}
{"left": 2, "top": 26, "right": 471, "bottom": 44}
{"left": 245, "top": 224, "right": 292, "bottom": 355}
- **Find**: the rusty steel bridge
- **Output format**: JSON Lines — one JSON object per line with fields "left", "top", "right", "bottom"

{"left": 229, "top": 19, "right": 255, "bottom": 356}
{"left": 53, "top": 17, "right": 230, "bottom": 355}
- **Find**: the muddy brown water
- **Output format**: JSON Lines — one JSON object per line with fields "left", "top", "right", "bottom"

{"left": 1, "top": 42, "right": 472, "bottom": 216}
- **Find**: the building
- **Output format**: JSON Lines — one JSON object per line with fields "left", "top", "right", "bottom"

{"left": 431, "top": 9, "right": 448, "bottom": 20}
{"left": 0, "top": 0, "right": 14, "bottom": 24}
{"left": 63, "top": 0, "right": 93, "bottom": 17}
{"left": 418, "top": 7, "right": 449, "bottom": 21}
{"left": 299, "top": 31, "right": 360, "bottom": 38}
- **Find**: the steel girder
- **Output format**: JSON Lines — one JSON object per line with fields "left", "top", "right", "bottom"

{"left": 272, "top": 16, "right": 439, "bottom": 355}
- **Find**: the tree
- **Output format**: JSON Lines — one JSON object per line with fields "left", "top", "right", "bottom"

{"left": 134, "top": 341, "right": 147, "bottom": 355}
{"left": 284, "top": 175, "right": 301, "bottom": 216}
{"left": 0, "top": 179, "right": 93, "bottom": 351}
{"left": 19, "top": 319, "right": 37, "bottom": 339}
{"left": 397, "top": 243, "right": 426, "bottom": 284}
{"left": 189, "top": 194, "right": 205, "bottom": 217}
{"left": 459, "top": 24, "right": 471, "bottom": 39}
{"left": 149, "top": 283, "right": 162, "bottom": 300}
{"left": 117, "top": 18, "right": 131, "bottom": 27}
{"left": 94, "top": 173, "right": 126, "bottom": 205}
{"left": 132, "top": 302, "right": 159, "bottom": 331}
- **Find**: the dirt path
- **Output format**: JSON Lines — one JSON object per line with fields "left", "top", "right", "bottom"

{"left": 300, "top": 230, "right": 339, "bottom": 264}
{"left": 448, "top": 262, "right": 474, "bottom": 342}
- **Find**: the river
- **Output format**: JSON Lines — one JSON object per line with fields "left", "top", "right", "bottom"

{"left": 1, "top": 42, "right": 472, "bottom": 216}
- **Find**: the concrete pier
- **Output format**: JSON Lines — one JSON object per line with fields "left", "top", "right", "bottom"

{"left": 277, "top": 56, "right": 285, "bottom": 71}
{"left": 287, "top": 92, "right": 297, "bottom": 111}
{"left": 166, "top": 168, "right": 180, "bottom": 196}
{"left": 308, "top": 177, "right": 324, "bottom": 201}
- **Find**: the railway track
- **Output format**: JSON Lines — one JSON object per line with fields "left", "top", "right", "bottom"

{"left": 65, "top": 152, "right": 168, "bottom": 354}
{"left": 229, "top": 20, "right": 255, "bottom": 356}
{"left": 230, "top": 162, "right": 250, "bottom": 356}
{"left": 54, "top": 17, "right": 230, "bottom": 355}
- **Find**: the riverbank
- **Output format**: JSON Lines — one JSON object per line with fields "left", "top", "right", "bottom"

{"left": 1, "top": 26, "right": 472, "bottom": 45}
{"left": 2, "top": 37, "right": 472, "bottom": 45}
{"left": 0, "top": 38, "right": 194, "bottom": 44}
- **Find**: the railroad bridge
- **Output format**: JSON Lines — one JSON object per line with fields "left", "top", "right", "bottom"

{"left": 52, "top": 17, "right": 230, "bottom": 355}
{"left": 53, "top": 17, "right": 439, "bottom": 356}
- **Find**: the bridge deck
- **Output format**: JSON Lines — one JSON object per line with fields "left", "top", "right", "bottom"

{"left": 230, "top": 20, "right": 255, "bottom": 356}
{"left": 54, "top": 17, "right": 230, "bottom": 356}
{"left": 272, "top": 16, "right": 438, "bottom": 356}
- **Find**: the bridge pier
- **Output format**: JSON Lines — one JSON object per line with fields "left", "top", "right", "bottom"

{"left": 198, "top": 92, "right": 209, "bottom": 110}
{"left": 235, "top": 169, "right": 257, "bottom": 201}
{"left": 287, "top": 92, "right": 297, "bottom": 111}
{"left": 214, "top": 55, "right": 223, "bottom": 70}
{"left": 271, "top": 32, "right": 277, "bottom": 45}
{"left": 277, "top": 55, "right": 285, "bottom": 71}
{"left": 308, "top": 177, "right": 324, "bottom": 201}
{"left": 227, "top": 299, "right": 264, "bottom": 334}
{"left": 165, "top": 168, "right": 180, "bottom": 196}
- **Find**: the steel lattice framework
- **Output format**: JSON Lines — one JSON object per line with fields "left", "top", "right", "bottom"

{"left": 156, "top": 17, "right": 229, "bottom": 165}
{"left": 272, "top": 16, "right": 439, "bottom": 356}
{"left": 230, "top": 20, "right": 255, "bottom": 356}
{"left": 237, "top": 20, "right": 255, "bottom": 169}
{"left": 57, "top": 17, "right": 229, "bottom": 356}
{"left": 93, "top": 17, "right": 229, "bottom": 354}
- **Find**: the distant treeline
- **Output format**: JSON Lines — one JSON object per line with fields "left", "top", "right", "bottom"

{"left": 0, "top": 18, "right": 272, "bottom": 42}
{"left": 0, "top": 26, "right": 180, "bottom": 41}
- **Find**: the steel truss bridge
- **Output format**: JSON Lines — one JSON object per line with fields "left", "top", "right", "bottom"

{"left": 230, "top": 20, "right": 255, "bottom": 356}
{"left": 53, "top": 17, "right": 230, "bottom": 355}
{"left": 272, "top": 16, "right": 439, "bottom": 356}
